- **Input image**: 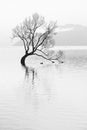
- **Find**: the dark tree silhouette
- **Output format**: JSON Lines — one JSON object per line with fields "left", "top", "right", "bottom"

{"left": 12, "top": 13, "right": 63, "bottom": 67}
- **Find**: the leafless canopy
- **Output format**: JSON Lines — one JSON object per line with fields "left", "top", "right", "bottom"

{"left": 12, "top": 13, "right": 63, "bottom": 62}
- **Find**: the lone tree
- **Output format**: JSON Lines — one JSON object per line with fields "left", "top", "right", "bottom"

{"left": 12, "top": 13, "right": 63, "bottom": 67}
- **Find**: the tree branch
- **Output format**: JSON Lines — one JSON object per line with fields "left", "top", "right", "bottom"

{"left": 36, "top": 35, "right": 47, "bottom": 49}
{"left": 33, "top": 52, "right": 63, "bottom": 63}
{"left": 36, "top": 49, "right": 48, "bottom": 56}
{"left": 34, "top": 32, "right": 48, "bottom": 50}
{"left": 34, "top": 53, "right": 52, "bottom": 62}
{"left": 16, "top": 33, "right": 27, "bottom": 52}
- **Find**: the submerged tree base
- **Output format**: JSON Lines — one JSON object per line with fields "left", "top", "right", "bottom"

{"left": 20, "top": 51, "right": 64, "bottom": 68}
{"left": 20, "top": 52, "right": 33, "bottom": 67}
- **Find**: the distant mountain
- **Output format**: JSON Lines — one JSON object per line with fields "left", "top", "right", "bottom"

{"left": 14, "top": 40, "right": 23, "bottom": 46}
{"left": 54, "top": 24, "right": 87, "bottom": 46}
{"left": 14, "top": 24, "right": 87, "bottom": 46}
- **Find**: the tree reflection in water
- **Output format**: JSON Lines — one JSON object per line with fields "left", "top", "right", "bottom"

{"left": 23, "top": 65, "right": 37, "bottom": 88}
{"left": 21, "top": 64, "right": 56, "bottom": 110}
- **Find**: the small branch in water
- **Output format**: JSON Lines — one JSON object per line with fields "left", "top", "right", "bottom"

{"left": 34, "top": 53, "right": 63, "bottom": 63}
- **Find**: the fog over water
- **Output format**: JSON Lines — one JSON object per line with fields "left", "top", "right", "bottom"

{"left": 0, "top": 47, "right": 87, "bottom": 130}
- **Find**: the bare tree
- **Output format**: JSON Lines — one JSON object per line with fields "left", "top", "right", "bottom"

{"left": 12, "top": 13, "right": 63, "bottom": 67}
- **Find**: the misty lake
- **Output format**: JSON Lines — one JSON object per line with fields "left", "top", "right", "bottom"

{"left": 0, "top": 46, "right": 87, "bottom": 130}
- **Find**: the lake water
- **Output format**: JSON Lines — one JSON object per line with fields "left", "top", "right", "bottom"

{"left": 0, "top": 47, "right": 87, "bottom": 130}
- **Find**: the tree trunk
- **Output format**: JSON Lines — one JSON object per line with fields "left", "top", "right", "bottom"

{"left": 20, "top": 52, "right": 33, "bottom": 67}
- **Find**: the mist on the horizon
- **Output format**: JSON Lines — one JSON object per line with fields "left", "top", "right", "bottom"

{"left": 55, "top": 24, "right": 87, "bottom": 46}
{"left": 13, "top": 24, "right": 87, "bottom": 47}
{"left": 0, "top": 0, "right": 87, "bottom": 46}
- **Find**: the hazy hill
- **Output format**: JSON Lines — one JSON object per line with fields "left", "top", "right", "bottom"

{"left": 14, "top": 24, "right": 87, "bottom": 46}
{"left": 55, "top": 24, "right": 87, "bottom": 46}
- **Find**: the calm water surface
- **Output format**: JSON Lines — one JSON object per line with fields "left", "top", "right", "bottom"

{"left": 0, "top": 47, "right": 87, "bottom": 130}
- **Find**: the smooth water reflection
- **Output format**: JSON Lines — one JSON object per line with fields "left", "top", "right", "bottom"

{"left": 0, "top": 48, "right": 87, "bottom": 130}
{"left": 24, "top": 66, "right": 37, "bottom": 87}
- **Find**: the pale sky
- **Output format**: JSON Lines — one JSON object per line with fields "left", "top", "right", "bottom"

{"left": 0, "top": 0, "right": 87, "bottom": 46}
